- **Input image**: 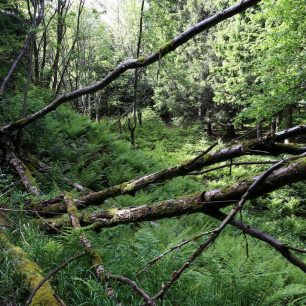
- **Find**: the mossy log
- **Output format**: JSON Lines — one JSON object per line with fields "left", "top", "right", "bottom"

{"left": 64, "top": 192, "right": 106, "bottom": 280}
{"left": 1, "top": 136, "right": 40, "bottom": 195}
{"left": 0, "top": 232, "right": 63, "bottom": 305}
{"left": 40, "top": 156, "right": 306, "bottom": 232}
{"left": 33, "top": 126, "right": 306, "bottom": 214}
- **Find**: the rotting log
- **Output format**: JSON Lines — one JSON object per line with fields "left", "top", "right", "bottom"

{"left": 0, "top": 218, "right": 63, "bottom": 305}
{"left": 1, "top": 136, "right": 40, "bottom": 195}
{"left": 33, "top": 125, "right": 306, "bottom": 214}
{"left": 64, "top": 193, "right": 155, "bottom": 305}
{"left": 0, "top": 0, "right": 261, "bottom": 135}
{"left": 39, "top": 156, "right": 306, "bottom": 232}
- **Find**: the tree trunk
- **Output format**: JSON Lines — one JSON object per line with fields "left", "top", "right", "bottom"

{"left": 225, "top": 123, "right": 236, "bottom": 139}
{"left": 256, "top": 123, "right": 262, "bottom": 138}
{"left": 284, "top": 105, "right": 293, "bottom": 129}
{"left": 138, "top": 110, "right": 142, "bottom": 127}
{"left": 31, "top": 125, "right": 306, "bottom": 214}
{"left": 270, "top": 118, "right": 276, "bottom": 135}
{"left": 207, "top": 122, "right": 213, "bottom": 136}
{"left": 40, "top": 155, "right": 306, "bottom": 231}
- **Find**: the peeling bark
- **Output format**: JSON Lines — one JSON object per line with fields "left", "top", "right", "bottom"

{"left": 1, "top": 137, "right": 40, "bottom": 195}
{"left": 40, "top": 156, "right": 306, "bottom": 231}
{"left": 33, "top": 125, "right": 306, "bottom": 214}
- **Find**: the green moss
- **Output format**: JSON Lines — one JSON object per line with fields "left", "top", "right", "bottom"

{"left": 137, "top": 56, "right": 146, "bottom": 64}
{"left": 0, "top": 233, "right": 61, "bottom": 305}
{"left": 157, "top": 40, "right": 174, "bottom": 54}
{"left": 24, "top": 166, "right": 40, "bottom": 191}
{"left": 107, "top": 208, "right": 118, "bottom": 217}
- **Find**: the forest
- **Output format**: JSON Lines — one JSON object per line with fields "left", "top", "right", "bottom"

{"left": 0, "top": 0, "right": 305, "bottom": 305}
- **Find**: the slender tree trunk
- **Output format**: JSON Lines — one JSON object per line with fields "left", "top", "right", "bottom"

{"left": 225, "top": 123, "right": 236, "bottom": 139}
{"left": 284, "top": 105, "right": 293, "bottom": 129}
{"left": 256, "top": 123, "right": 262, "bottom": 138}
{"left": 270, "top": 118, "right": 276, "bottom": 135}
{"left": 207, "top": 122, "right": 213, "bottom": 136}
{"left": 138, "top": 110, "right": 142, "bottom": 127}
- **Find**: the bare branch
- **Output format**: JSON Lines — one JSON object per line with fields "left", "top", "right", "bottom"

{"left": 32, "top": 127, "right": 306, "bottom": 213}
{"left": 25, "top": 251, "right": 86, "bottom": 306}
{"left": 152, "top": 158, "right": 289, "bottom": 301}
{"left": 136, "top": 229, "right": 215, "bottom": 277}
{"left": 0, "top": 0, "right": 261, "bottom": 133}
{"left": 207, "top": 210, "right": 306, "bottom": 273}
{"left": 39, "top": 155, "right": 306, "bottom": 231}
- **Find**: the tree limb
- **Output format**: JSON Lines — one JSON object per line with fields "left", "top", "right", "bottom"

{"left": 33, "top": 127, "right": 306, "bottom": 213}
{"left": 0, "top": 0, "right": 44, "bottom": 95}
{"left": 39, "top": 155, "right": 306, "bottom": 231}
{"left": 0, "top": 0, "right": 261, "bottom": 133}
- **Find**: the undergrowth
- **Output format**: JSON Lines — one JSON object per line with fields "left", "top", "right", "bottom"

{"left": 0, "top": 95, "right": 305, "bottom": 305}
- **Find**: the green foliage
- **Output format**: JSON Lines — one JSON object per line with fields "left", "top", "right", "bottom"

{"left": 1, "top": 0, "right": 306, "bottom": 304}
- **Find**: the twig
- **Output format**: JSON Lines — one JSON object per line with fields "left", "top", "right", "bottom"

{"left": 25, "top": 251, "right": 86, "bottom": 306}
{"left": 207, "top": 210, "right": 306, "bottom": 273}
{"left": 136, "top": 229, "right": 215, "bottom": 277}
{"left": 64, "top": 194, "right": 155, "bottom": 305}
{"left": 186, "top": 160, "right": 278, "bottom": 175}
{"left": 191, "top": 142, "right": 218, "bottom": 163}
{"left": 107, "top": 273, "right": 156, "bottom": 306}
{"left": 152, "top": 159, "right": 286, "bottom": 301}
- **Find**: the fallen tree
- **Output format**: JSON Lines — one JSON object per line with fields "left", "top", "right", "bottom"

{"left": 40, "top": 155, "right": 306, "bottom": 232}
{"left": 37, "top": 154, "right": 306, "bottom": 304}
{"left": 33, "top": 124, "right": 306, "bottom": 213}
{"left": 1, "top": 0, "right": 305, "bottom": 303}
{"left": 0, "top": 217, "right": 63, "bottom": 305}
{"left": 0, "top": 0, "right": 263, "bottom": 196}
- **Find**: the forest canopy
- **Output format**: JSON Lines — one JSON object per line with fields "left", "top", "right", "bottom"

{"left": 0, "top": 0, "right": 305, "bottom": 305}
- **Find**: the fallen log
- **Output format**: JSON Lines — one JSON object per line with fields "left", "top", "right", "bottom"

{"left": 33, "top": 125, "right": 306, "bottom": 213}
{"left": 64, "top": 193, "right": 156, "bottom": 305}
{"left": 0, "top": 220, "right": 63, "bottom": 305}
{"left": 39, "top": 155, "right": 306, "bottom": 232}
{"left": 1, "top": 137, "right": 40, "bottom": 195}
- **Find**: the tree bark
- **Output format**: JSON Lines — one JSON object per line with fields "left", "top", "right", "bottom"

{"left": 40, "top": 155, "right": 306, "bottom": 231}
{"left": 1, "top": 137, "right": 40, "bottom": 195}
{"left": 284, "top": 105, "right": 293, "bottom": 129}
{"left": 0, "top": 0, "right": 261, "bottom": 134}
{"left": 32, "top": 125, "right": 306, "bottom": 213}
{"left": 0, "top": 228, "right": 63, "bottom": 305}
{"left": 256, "top": 123, "right": 262, "bottom": 138}
{"left": 0, "top": 0, "right": 44, "bottom": 95}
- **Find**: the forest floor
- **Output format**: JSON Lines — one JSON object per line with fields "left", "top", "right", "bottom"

{"left": 0, "top": 107, "right": 305, "bottom": 305}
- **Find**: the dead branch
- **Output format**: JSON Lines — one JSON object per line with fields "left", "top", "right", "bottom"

{"left": 107, "top": 273, "right": 156, "bottom": 306}
{"left": 25, "top": 251, "right": 85, "bottom": 306}
{"left": 186, "top": 160, "right": 278, "bottom": 175}
{"left": 64, "top": 193, "right": 155, "bottom": 305}
{"left": 0, "top": 0, "right": 261, "bottom": 134}
{"left": 207, "top": 210, "right": 306, "bottom": 273}
{"left": 32, "top": 126, "right": 306, "bottom": 213}
{"left": 136, "top": 229, "right": 215, "bottom": 277}
{"left": 39, "top": 155, "right": 306, "bottom": 231}
{"left": 1, "top": 137, "right": 40, "bottom": 195}
{"left": 152, "top": 159, "right": 286, "bottom": 301}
